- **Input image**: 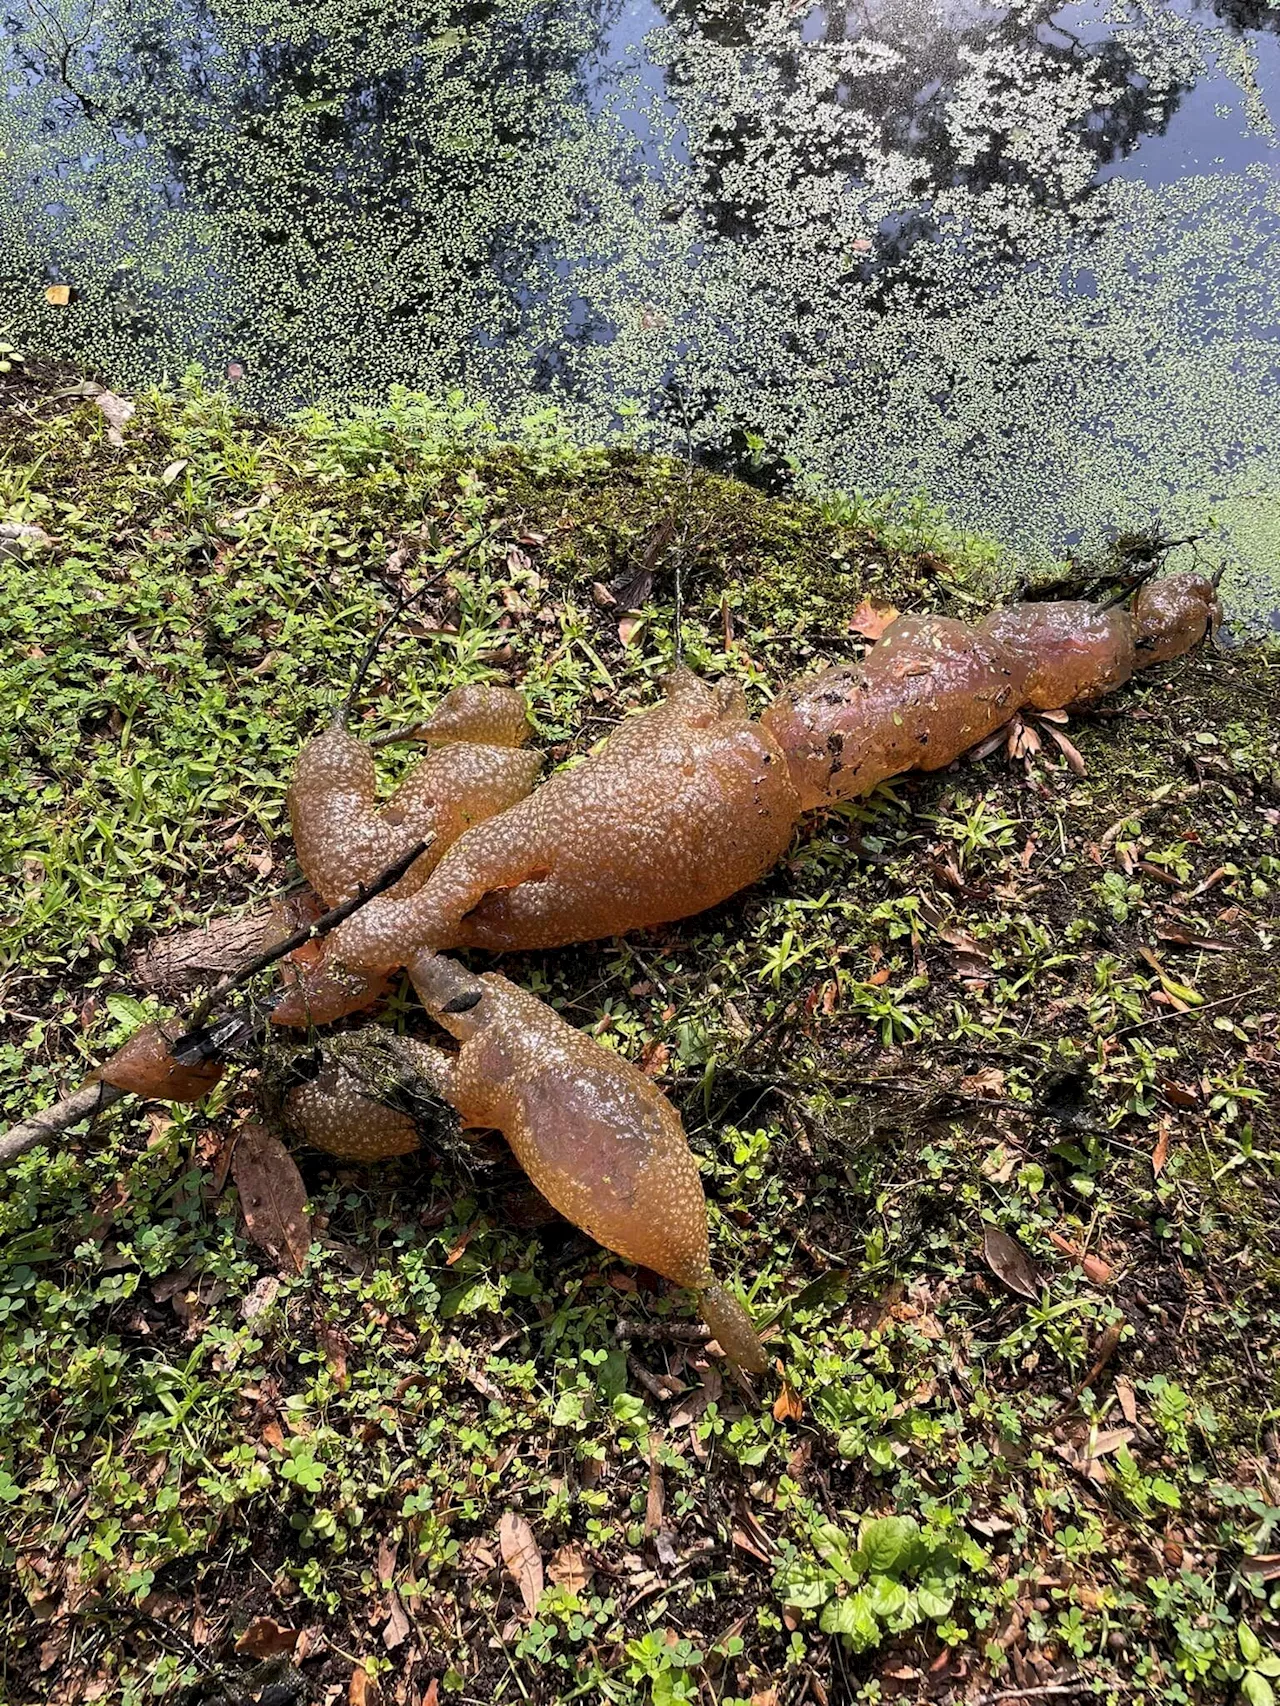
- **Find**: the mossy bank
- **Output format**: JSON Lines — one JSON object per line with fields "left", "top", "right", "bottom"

{"left": 1, "top": 376, "right": 1278, "bottom": 1706}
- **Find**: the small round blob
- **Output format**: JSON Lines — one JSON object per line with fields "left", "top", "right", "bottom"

{"left": 1132, "top": 573, "right": 1220, "bottom": 668}
{"left": 284, "top": 1063, "right": 420, "bottom": 1162}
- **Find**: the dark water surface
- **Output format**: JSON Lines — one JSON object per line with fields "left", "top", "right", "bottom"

{"left": 2, "top": 0, "right": 1278, "bottom": 624}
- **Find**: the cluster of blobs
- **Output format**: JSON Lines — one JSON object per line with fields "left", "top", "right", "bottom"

{"left": 100, "top": 575, "right": 1217, "bottom": 1369}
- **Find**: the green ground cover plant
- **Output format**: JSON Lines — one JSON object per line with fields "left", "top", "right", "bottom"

{"left": 1, "top": 371, "right": 1277, "bottom": 1706}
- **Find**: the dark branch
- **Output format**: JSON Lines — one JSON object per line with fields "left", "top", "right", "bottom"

{"left": 183, "top": 837, "right": 430, "bottom": 1034}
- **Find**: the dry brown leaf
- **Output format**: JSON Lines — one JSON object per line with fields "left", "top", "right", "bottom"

{"left": 772, "top": 1383, "right": 803, "bottom": 1423}
{"left": 618, "top": 614, "right": 646, "bottom": 647}
{"left": 981, "top": 1224, "right": 1042, "bottom": 1301}
{"left": 849, "top": 596, "right": 900, "bottom": 640}
{"left": 547, "top": 1544, "right": 591, "bottom": 1595}
{"left": 422, "top": 1682, "right": 440, "bottom": 1706}
{"left": 1047, "top": 1229, "right": 1114, "bottom": 1285}
{"left": 349, "top": 1668, "right": 376, "bottom": 1706}
{"left": 1088, "top": 1426, "right": 1135, "bottom": 1460}
{"left": 639, "top": 1040, "right": 670, "bottom": 1077}
{"left": 498, "top": 1512, "right": 543, "bottom": 1618}
{"left": 959, "top": 1067, "right": 1005, "bottom": 1098}
{"left": 382, "top": 1592, "right": 411, "bottom": 1651}
{"left": 645, "top": 1436, "right": 665, "bottom": 1536}
{"left": 231, "top": 1122, "right": 311, "bottom": 1276}
{"left": 1115, "top": 1375, "right": 1138, "bottom": 1425}
{"left": 234, "top": 1617, "right": 298, "bottom": 1659}
{"left": 1152, "top": 1121, "right": 1171, "bottom": 1178}
{"left": 45, "top": 283, "right": 72, "bottom": 306}
{"left": 1043, "top": 722, "right": 1087, "bottom": 775}
{"left": 1241, "top": 1554, "right": 1280, "bottom": 1581}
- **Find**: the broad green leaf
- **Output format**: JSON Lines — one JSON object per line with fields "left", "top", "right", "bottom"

{"left": 775, "top": 1559, "right": 833, "bottom": 1611}
{"left": 1241, "top": 1624, "right": 1264, "bottom": 1667}
{"left": 1242, "top": 1671, "right": 1276, "bottom": 1706}
{"left": 865, "top": 1576, "right": 910, "bottom": 1620}
{"left": 859, "top": 1515, "right": 917, "bottom": 1575}
{"left": 820, "top": 1589, "right": 880, "bottom": 1652}
{"left": 917, "top": 1581, "right": 956, "bottom": 1620}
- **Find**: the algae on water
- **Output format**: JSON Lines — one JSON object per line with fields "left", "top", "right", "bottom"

{"left": 1, "top": 0, "right": 1278, "bottom": 629}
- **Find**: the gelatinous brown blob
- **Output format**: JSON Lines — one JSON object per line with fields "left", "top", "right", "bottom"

{"left": 762, "top": 616, "right": 1031, "bottom": 809}
{"left": 336, "top": 670, "right": 801, "bottom": 965}
{"left": 289, "top": 728, "right": 542, "bottom": 908}
{"left": 979, "top": 601, "right": 1135, "bottom": 709}
{"left": 271, "top": 941, "right": 394, "bottom": 1029}
{"left": 408, "top": 953, "right": 767, "bottom": 1371}
{"left": 284, "top": 1062, "right": 419, "bottom": 1162}
{"left": 408, "top": 682, "right": 533, "bottom": 748}
{"left": 1132, "top": 572, "right": 1221, "bottom": 668}
{"left": 93, "top": 1023, "right": 224, "bottom": 1102}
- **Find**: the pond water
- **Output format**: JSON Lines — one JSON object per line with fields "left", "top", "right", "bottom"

{"left": 2, "top": 0, "right": 1279, "bottom": 628}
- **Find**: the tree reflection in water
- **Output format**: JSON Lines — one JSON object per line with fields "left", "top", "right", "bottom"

{"left": 1, "top": 0, "right": 1278, "bottom": 623}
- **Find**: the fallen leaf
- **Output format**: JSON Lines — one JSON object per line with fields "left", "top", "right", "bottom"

{"left": 1088, "top": 1426, "right": 1135, "bottom": 1460}
{"left": 1115, "top": 1375, "right": 1138, "bottom": 1424}
{"left": 981, "top": 1224, "right": 1041, "bottom": 1301}
{"left": 1152, "top": 1121, "right": 1171, "bottom": 1178}
{"left": 591, "top": 581, "right": 616, "bottom": 607}
{"left": 349, "top": 1668, "right": 376, "bottom": 1706}
{"left": 382, "top": 1592, "right": 411, "bottom": 1651}
{"left": 1047, "top": 1229, "right": 1114, "bottom": 1285}
{"left": 94, "top": 391, "right": 135, "bottom": 448}
{"left": 639, "top": 1039, "right": 670, "bottom": 1077}
{"left": 772, "top": 1383, "right": 804, "bottom": 1423}
{"left": 160, "top": 457, "right": 190, "bottom": 486}
{"left": 498, "top": 1512, "right": 543, "bottom": 1618}
{"left": 618, "top": 614, "right": 646, "bottom": 647}
{"left": 422, "top": 1682, "right": 440, "bottom": 1706}
{"left": 1043, "top": 723, "right": 1086, "bottom": 775}
{"left": 1241, "top": 1554, "right": 1280, "bottom": 1581}
{"left": 849, "top": 596, "right": 900, "bottom": 640}
{"left": 231, "top": 1122, "right": 311, "bottom": 1275}
{"left": 234, "top": 1617, "right": 298, "bottom": 1659}
{"left": 645, "top": 1435, "right": 665, "bottom": 1536}
{"left": 547, "top": 1544, "right": 591, "bottom": 1595}
{"left": 45, "top": 283, "right": 72, "bottom": 306}
{"left": 959, "top": 1066, "right": 1005, "bottom": 1098}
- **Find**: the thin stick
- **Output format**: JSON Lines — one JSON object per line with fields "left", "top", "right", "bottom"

{"left": 185, "top": 837, "right": 430, "bottom": 1033}
{"left": 972, "top": 1684, "right": 1100, "bottom": 1705}
{"left": 0, "top": 839, "right": 433, "bottom": 1169}
{"left": 1114, "top": 984, "right": 1269, "bottom": 1040}
{"left": 0, "top": 1079, "right": 127, "bottom": 1169}
{"left": 340, "top": 584, "right": 410, "bottom": 726}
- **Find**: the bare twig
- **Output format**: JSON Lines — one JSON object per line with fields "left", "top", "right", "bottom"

{"left": 0, "top": 1079, "right": 127, "bottom": 1170}
{"left": 185, "top": 837, "right": 429, "bottom": 1033}
{"left": 615, "top": 1318, "right": 712, "bottom": 1345}
{"left": 972, "top": 1683, "right": 1103, "bottom": 1705}
{"left": 1114, "top": 984, "right": 1269, "bottom": 1040}
{"left": 0, "top": 840, "right": 431, "bottom": 1167}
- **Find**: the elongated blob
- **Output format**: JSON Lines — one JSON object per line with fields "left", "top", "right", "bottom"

{"left": 762, "top": 616, "right": 1031, "bottom": 810}
{"left": 406, "top": 952, "right": 768, "bottom": 1372}
{"left": 285, "top": 1062, "right": 419, "bottom": 1162}
{"left": 335, "top": 669, "right": 800, "bottom": 965}
{"left": 289, "top": 731, "right": 543, "bottom": 908}
{"left": 978, "top": 601, "right": 1135, "bottom": 709}
{"left": 333, "top": 578, "right": 1219, "bottom": 963}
